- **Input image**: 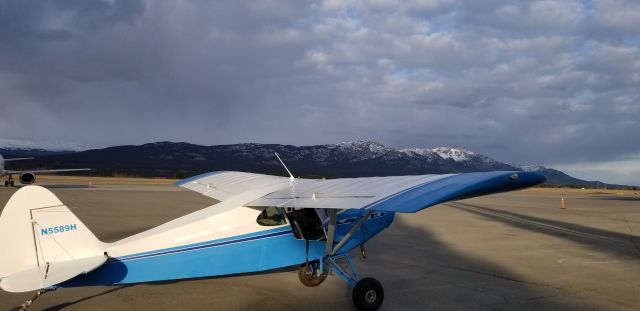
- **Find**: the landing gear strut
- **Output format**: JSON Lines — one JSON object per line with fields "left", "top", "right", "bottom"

{"left": 326, "top": 253, "right": 384, "bottom": 311}
{"left": 323, "top": 209, "right": 384, "bottom": 311}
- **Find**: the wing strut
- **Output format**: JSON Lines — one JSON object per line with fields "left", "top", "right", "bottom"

{"left": 325, "top": 209, "right": 337, "bottom": 255}
{"left": 331, "top": 210, "right": 373, "bottom": 256}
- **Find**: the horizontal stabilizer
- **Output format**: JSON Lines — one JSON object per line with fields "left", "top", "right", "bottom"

{"left": 0, "top": 255, "right": 106, "bottom": 292}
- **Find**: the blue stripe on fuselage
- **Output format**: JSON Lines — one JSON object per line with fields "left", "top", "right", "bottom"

{"left": 61, "top": 227, "right": 309, "bottom": 287}
{"left": 111, "top": 227, "right": 292, "bottom": 262}
{"left": 59, "top": 211, "right": 395, "bottom": 288}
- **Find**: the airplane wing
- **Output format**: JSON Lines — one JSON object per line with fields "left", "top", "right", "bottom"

{"left": 2, "top": 157, "right": 33, "bottom": 162}
{"left": 4, "top": 169, "right": 91, "bottom": 174}
{"left": 178, "top": 171, "right": 546, "bottom": 213}
{"left": 175, "top": 171, "right": 292, "bottom": 201}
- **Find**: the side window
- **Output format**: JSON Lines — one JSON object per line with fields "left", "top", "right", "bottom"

{"left": 257, "top": 207, "right": 287, "bottom": 226}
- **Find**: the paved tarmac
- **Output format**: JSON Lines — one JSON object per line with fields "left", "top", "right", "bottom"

{"left": 0, "top": 178, "right": 639, "bottom": 310}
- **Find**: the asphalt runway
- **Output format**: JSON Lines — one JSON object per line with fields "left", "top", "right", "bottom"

{"left": 1, "top": 178, "right": 639, "bottom": 310}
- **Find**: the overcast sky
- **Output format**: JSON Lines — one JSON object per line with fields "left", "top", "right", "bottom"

{"left": 0, "top": 0, "right": 638, "bottom": 185}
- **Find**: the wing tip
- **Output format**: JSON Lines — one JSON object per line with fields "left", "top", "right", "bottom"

{"left": 175, "top": 171, "right": 227, "bottom": 186}
{"left": 370, "top": 170, "right": 546, "bottom": 213}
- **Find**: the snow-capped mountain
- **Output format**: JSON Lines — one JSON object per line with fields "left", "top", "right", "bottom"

{"left": 399, "top": 148, "right": 439, "bottom": 160}
{"left": 400, "top": 146, "right": 503, "bottom": 166}
{"left": 4, "top": 140, "right": 630, "bottom": 188}
{"left": 518, "top": 165, "right": 545, "bottom": 172}
{"left": 432, "top": 147, "right": 474, "bottom": 161}
{"left": 10, "top": 140, "right": 510, "bottom": 177}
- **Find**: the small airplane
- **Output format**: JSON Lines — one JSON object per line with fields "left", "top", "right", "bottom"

{"left": 0, "top": 155, "right": 545, "bottom": 310}
{"left": 0, "top": 153, "right": 90, "bottom": 187}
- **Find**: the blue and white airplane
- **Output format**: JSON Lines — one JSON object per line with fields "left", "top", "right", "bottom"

{"left": 0, "top": 161, "right": 545, "bottom": 310}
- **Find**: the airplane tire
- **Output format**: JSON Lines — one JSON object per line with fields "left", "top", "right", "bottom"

{"left": 352, "top": 277, "right": 384, "bottom": 311}
{"left": 9, "top": 181, "right": 14, "bottom": 186}
{"left": 4, "top": 180, "right": 7, "bottom": 187}
{"left": 297, "top": 261, "right": 327, "bottom": 287}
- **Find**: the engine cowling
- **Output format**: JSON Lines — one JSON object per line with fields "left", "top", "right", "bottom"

{"left": 19, "top": 173, "right": 36, "bottom": 185}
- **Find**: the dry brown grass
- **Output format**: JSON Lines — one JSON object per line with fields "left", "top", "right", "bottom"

{"left": 523, "top": 186, "right": 638, "bottom": 195}
{"left": 36, "top": 175, "right": 178, "bottom": 185}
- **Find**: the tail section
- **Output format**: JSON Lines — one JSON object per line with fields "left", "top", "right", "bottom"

{"left": 0, "top": 186, "right": 107, "bottom": 292}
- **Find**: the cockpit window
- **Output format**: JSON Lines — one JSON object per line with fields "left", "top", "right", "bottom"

{"left": 257, "top": 206, "right": 287, "bottom": 226}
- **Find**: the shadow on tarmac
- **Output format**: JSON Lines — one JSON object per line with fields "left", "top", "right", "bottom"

{"left": 358, "top": 214, "right": 587, "bottom": 310}
{"left": 36, "top": 286, "right": 132, "bottom": 311}
{"left": 0, "top": 193, "right": 599, "bottom": 310}
{"left": 447, "top": 202, "right": 640, "bottom": 259}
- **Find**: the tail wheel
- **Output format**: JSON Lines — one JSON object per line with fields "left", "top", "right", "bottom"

{"left": 352, "top": 277, "right": 384, "bottom": 311}
{"left": 297, "top": 261, "right": 328, "bottom": 287}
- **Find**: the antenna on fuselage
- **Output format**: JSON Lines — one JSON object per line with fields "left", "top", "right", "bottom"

{"left": 274, "top": 152, "right": 295, "bottom": 182}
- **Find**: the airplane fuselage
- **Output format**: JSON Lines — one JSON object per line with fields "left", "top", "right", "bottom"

{"left": 0, "top": 171, "right": 395, "bottom": 290}
{"left": 60, "top": 192, "right": 394, "bottom": 287}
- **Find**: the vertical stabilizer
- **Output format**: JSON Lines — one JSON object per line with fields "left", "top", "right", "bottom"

{"left": 0, "top": 186, "right": 106, "bottom": 292}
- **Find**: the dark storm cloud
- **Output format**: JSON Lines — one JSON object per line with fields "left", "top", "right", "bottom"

{"left": 0, "top": 0, "right": 639, "bottom": 184}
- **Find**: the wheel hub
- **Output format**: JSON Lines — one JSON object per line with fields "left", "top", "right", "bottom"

{"left": 365, "top": 290, "right": 377, "bottom": 303}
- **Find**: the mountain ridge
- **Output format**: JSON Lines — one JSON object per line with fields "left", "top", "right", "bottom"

{"left": 2, "top": 140, "right": 634, "bottom": 189}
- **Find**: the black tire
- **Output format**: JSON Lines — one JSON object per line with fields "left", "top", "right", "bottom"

{"left": 352, "top": 277, "right": 384, "bottom": 311}
{"left": 297, "top": 261, "right": 327, "bottom": 287}
{"left": 9, "top": 180, "right": 14, "bottom": 186}
{"left": 3, "top": 180, "right": 7, "bottom": 187}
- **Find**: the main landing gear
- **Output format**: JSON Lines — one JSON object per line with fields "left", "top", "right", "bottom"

{"left": 298, "top": 240, "right": 328, "bottom": 287}
{"left": 298, "top": 260, "right": 327, "bottom": 286}
{"left": 298, "top": 252, "right": 384, "bottom": 310}
{"left": 295, "top": 209, "right": 385, "bottom": 311}
{"left": 353, "top": 278, "right": 384, "bottom": 311}
{"left": 331, "top": 253, "right": 384, "bottom": 311}
{"left": 4, "top": 175, "right": 15, "bottom": 187}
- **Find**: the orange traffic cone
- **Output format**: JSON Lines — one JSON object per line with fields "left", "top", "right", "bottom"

{"left": 560, "top": 196, "right": 565, "bottom": 209}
